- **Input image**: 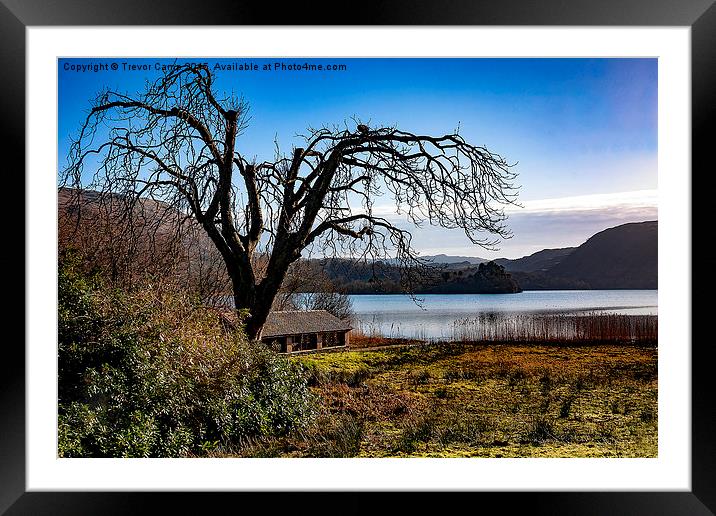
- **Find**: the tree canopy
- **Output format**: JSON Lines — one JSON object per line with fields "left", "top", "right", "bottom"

{"left": 62, "top": 63, "right": 519, "bottom": 339}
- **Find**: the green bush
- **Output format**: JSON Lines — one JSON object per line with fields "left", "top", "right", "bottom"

{"left": 58, "top": 251, "right": 316, "bottom": 457}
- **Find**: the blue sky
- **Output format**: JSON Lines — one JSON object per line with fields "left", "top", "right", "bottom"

{"left": 58, "top": 58, "right": 657, "bottom": 258}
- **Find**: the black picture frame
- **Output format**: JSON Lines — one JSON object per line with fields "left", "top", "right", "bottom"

{"left": 4, "top": 1, "right": 714, "bottom": 513}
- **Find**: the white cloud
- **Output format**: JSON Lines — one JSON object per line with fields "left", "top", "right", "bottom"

{"left": 367, "top": 189, "right": 658, "bottom": 221}
{"left": 509, "top": 189, "right": 657, "bottom": 215}
{"left": 335, "top": 190, "right": 658, "bottom": 259}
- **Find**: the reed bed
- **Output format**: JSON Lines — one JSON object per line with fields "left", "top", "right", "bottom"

{"left": 349, "top": 325, "right": 418, "bottom": 349}
{"left": 450, "top": 312, "right": 657, "bottom": 344}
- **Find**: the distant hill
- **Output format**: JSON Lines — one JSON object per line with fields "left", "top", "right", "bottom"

{"left": 58, "top": 187, "right": 230, "bottom": 296}
{"left": 432, "top": 222, "right": 657, "bottom": 290}
{"left": 422, "top": 254, "right": 488, "bottom": 265}
{"left": 421, "top": 248, "right": 576, "bottom": 272}
{"left": 326, "top": 221, "right": 657, "bottom": 292}
{"left": 545, "top": 221, "right": 657, "bottom": 289}
{"left": 495, "top": 247, "right": 575, "bottom": 273}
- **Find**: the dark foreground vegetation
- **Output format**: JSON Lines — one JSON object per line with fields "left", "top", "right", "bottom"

{"left": 58, "top": 251, "right": 316, "bottom": 457}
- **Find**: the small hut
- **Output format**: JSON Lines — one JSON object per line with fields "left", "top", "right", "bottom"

{"left": 220, "top": 309, "right": 352, "bottom": 353}
{"left": 260, "top": 310, "right": 352, "bottom": 353}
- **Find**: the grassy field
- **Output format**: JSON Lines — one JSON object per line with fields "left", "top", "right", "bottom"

{"left": 242, "top": 341, "right": 658, "bottom": 458}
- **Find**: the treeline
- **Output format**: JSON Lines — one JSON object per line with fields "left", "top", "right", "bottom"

{"left": 299, "top": 258, "right": 522, "bottom": 294}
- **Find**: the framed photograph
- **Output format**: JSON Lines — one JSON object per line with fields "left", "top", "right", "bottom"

{"left": 6, "top": 0, "right": 715, "bottom": 513}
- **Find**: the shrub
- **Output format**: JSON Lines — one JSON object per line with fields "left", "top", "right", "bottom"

{"left": 57, "top": 251, "right": 316, "bottom": 457}
{"left": 339, "top": 365, "right": 373, "bottom": 387}
{"left": 434, "top": 386, "right": 450, "bottom": 399}
{"left": 395, "top": 412, "right": 436, "bottom": 453}
{"left": 303, "top": 361, "right": 372, "bottom": 387}
{"left": 306, "top": 414, "right": 365, "bottom": 457}
{"left": 507, "top": 369, "right": 527, "bottom": 388}
{"left": 526, "top": 417, "right": 557, "bottom": 445}
{"left": 408, "top": 369, "right": 431, "bottom": 385}
{"left": 437, "top": 415, "right": 488, "bottom": 446}
{"left": 559, "top": 396, "right": 576, "bottom": 419}
{"left": 640, "top": 408, "right": 656, "bottom": 423}
{"left": 442, "top": 368, "right": 478, "bottom": 382}
{"left": 538, "top": 371, "right": 553, "bottom": 396}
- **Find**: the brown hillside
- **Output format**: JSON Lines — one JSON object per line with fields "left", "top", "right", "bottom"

{"left": 547, "top": 221, "right": 657, "bottom": 289}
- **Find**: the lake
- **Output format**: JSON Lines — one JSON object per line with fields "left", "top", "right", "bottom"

{"left": 349, "top": 290, "right": 658, "bottom": 340}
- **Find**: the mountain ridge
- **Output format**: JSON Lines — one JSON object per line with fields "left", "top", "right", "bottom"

{"left": 544, "top": 220, "right": 657, "bottom": 289}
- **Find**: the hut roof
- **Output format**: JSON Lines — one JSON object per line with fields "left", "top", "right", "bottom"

{"left": 262, "top": 310, "right": 352, "bottom": 338}
{"left": 220, "top": 309, "right": 352, "bottom": 338}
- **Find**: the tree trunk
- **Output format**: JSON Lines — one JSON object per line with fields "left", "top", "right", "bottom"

{"left": 237, "top": 248, "right": 301, "bottom": 342}
{"left": 226, "top": 259, "right": 261, "bottom": 340}
{"left": 226, "top": 266, "right": 288, "bottom": 342}
{"left": 243, "top": 297, "right": 272, "bottom": 342}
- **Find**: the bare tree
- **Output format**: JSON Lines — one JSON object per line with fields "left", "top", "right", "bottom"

{"left": 62, "top": 64, "right": 518, "bottom": 340}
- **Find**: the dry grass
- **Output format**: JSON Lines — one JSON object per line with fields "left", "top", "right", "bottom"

{"left": 284, "top": 341, "right": 658, "bottom": 458}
